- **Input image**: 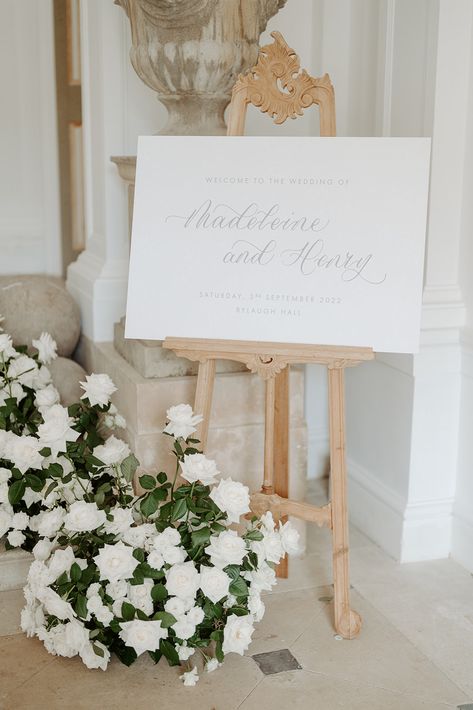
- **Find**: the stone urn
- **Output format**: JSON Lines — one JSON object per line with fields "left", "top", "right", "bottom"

{"left": 114, "top": 0, "right": 287, "bottom": 135}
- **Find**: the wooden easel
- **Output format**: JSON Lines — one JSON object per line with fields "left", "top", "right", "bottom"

{"left": 164, "top": 33, "right": 374, "bottom": 639}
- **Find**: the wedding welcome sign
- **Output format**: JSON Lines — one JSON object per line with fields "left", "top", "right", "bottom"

{"left": 125, "top": 136, "right": 430, "bottom": 353}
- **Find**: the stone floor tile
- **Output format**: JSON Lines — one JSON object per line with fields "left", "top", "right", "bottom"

{"left": 238, "top": 669, "right": 459, "bottom": 710}
{"left": 249, "top": 587, "right": 327, "bottom": 655}
{"left": 0, "top": 635, "right": 57, "bottom": 702}
{"left": 291, "top": 591, "right": 468, "bottom": 706}
{"left": 1, "top": 643, "right": 262, "bottom": 710}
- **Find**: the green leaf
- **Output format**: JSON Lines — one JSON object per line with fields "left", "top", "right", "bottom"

{"left": 215, "top": 639, "right": 224, "bottom": 663}
{"left": 112, "top": 639, "right": 137, "bottom": 667}
{"left": 229, "top": 576, "right": 249, "bottom": 598}
{"left": 94, "top": 490, "right": 105, "bottom": 506}
{"left": 120, "top": 453, "right": 140, "bottom": 483}
{"left": 171, "top": 498, "right": 187, "bottom": 521}
{"left": 152, "top": 487, "right": 167, "bottom": 502}
{"left": 139, "top": 474, "right": 156, "bottom": 490}
{"left": 39, "top": 446, "right": 51, "bottom": 457}
{"left": 70, "top": 562, "right": 82, "bottom": 583}
{"left": 121, "top": 602, "right": 136, "bottom": 621}
{"left": 245, "top": 529, "right": 264, "bottom": 542}
{"left": 211, "top": 522, "right": 227, "bottom": 533}
{"left": 132, "top": 548, "right": 145, "bottom": 563}
{"left": 191, "top": 526, "right": 211, "bottom": 548}
{"left": 223, "top": 565, "right": 241, "bottom": 582}
{"left": 25, "top": 473, "right": 44, "bottom": 492}
{"left": 8, "top": 479, "right": 25, "bottom": 505}
{"left": 148, "top": 650, "right": 162, "bottom": 664}
{"left": 140, "top": 493, "right": 159, "bottom": 518}
{"left": 152, "top": 611, "right": 177, "bottom": 628}
{"left": 93, "top": 643, "right": 105, "bottom": 657}
{"left": 157, "top": 472, "right": 167, "bottom": 484}
{"left": 151, "top": 583, "right": 167, "bottom": 602}
{"left": 159, "top": 639, "right": 180, "bottom": 666}
{"left": 227, "top": 606, "right": 250, "bottom": 617}
{"left": 75, "top": 594, "right": 88, "bottom": 619}
{"left": 48, "top": 462, "right": 63, "bottom": 478}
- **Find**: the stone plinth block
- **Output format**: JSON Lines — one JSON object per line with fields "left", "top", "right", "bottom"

{"left": 0, "top": 275, "right": 81, "bottom": 356}
{"left": 114, "top": 317, "right": 246, "bottom": 379}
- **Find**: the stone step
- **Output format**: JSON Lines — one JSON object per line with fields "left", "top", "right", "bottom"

{"left": 0, "top": 541, "right": 32, "bottom": 591}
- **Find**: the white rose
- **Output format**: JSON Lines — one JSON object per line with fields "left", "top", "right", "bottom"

{"left": 173, "top": 618, "right": 196, "bottom": 640}
{"left": 93, "top": 542, "right": 139, "bottom": 583}
{"left": 222, "top": 614, "right": 254, "bottom": 656}
{"left": 64, "top": 501, "right": 106, "bottom": 533}
{"left": 37, "top": 588, "right": 75, "bottom": 621}
{"left": 34, "top": 384, "right": 60, "bottom": 413}
{"left": 209, "top": 478, "right": 250, "bottom": 524}
{"left": 147, "top": 550, "right": 164, "bottom": 570}
{"left": 187, "top": 606, "right": 205, "bottom": 625}
{"left": 206, "top": 658, "right": 221, "bottom": 673}
{"left": 4, "top": 434, "right": 43, "bottom": 473}
{"left": 260, "top": 511, "right": 275, "bottom": 532}
{"left": 106, "top": 580, "right": 128, "bottom": 600}
{"left": 79, "top": 641, "right": 110, "bottom": 671}
{"left": 243, "top": 561, "right": 276, "bottom": 592}
{"left": 254, "top": 530, "right": 284, "bottom": 565}
{"left": 20, "top": 604, "right": 44, "bottom": 637}
{"left": 9, "top": 381, "right": 26, "bottom": 404}
{"left": 127, "top": 579, "right": 154, "bottom": 615}
{"left": 48, "top": 547, "right": 76, "bottom": 580}
{"left": 180, "top": 453, "right": 219, "bottom": 486}
{"left": 165, "top": 562, "right": 200, "bottom": 600}
{"left": 64, "top": 620, "right": 89, "bottom": 654}
{"left": 103, "top": 506, "right": 134, "bottom": 537}
{"left": 80, "top": 373, "right": 117, "bottom": 407}
{"left": 0, "top": 507, "right": 12, "bottom": 537}
{"left": 163, "top": 404, "right": 203, "bottom": 439}
{"left": 248, "top": 592, "right": 265, "bottom": 622}
{"left": 150, "top": 527, "right": 181, "bottom": 552}
{"left": 32, "top": 539, "right": 53, "bottom": 561}
{"left": 7, "top": 529, "right": 25, "bottom": 547}
{"left": 180, "top": 667, "right": 199, "bottom": 686}
{"left": 37, "top": 404, "right": 80, "bottom": 456}
{"left": 0, "top": 467, "right": 12, "bottom": 484}
{"left": 11, "top": 512, "right": 29, "bottom": 530}
{"left": 7, "top": 355, "right": 37, "bottom": 388}
{"left": 122, "top": 524, "right": 154, "bottom": 549}
{"left": 0, "top": 481, "right": 9, "bottom": 504}
{"left": 95, "top": 606, "right": 113, "bottom": 626}
{"left": 23, "top": 487, "right": 43, "bottom": 508}
{"left": 33, "top": 365, "right": 52, "bottom": 389}
{"left": 161, "top": 545, "right": 187, "bottom": 565}
{"left": 93, "top": 435, "right": 130, "bottom": 467}
{"left": 177, "top": 642, "right": 195, "bottom": 661}
{"left": 200, "top": 566, "right": 231, "bottom": 604}
{"left": 119, "top": 619, "right": 167, "bottom": 656}
{"left": 32, "top": 332, "right": 57, "bottom": 365}
{"left": 0, "top": 333, "right": 16, "bottom": 358}
{"left": 279, "top": 520, "right": 301, "bottom": 555}
{"left": 164, "top": 597, "right": 186, "bottom": 618}
{"left": 26, "top": 560, "right": 55, "bottom": 595}
{"left": 205, "top": 530, "right": 247, "bottom": 568}
{"left": 223, "top": 594, "right": 237, "bottom": 609}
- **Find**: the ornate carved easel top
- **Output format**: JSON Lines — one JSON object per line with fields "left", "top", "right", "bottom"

{"left": 227, "top": 31, "right": 336, "bottom": 135}
{"left": 164, "top": 338, "right": 374, "bottom": 380}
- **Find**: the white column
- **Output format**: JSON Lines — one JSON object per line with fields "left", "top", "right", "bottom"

{"left": 347, "top": 0, "right": 473, "bottom": 562}
{"left": 66, "top": 0, "right": 162, "bottom": 342}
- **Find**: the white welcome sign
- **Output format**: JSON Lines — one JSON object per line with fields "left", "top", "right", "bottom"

{"left": 125, "top": 136, "right": 431, "bottom": 353}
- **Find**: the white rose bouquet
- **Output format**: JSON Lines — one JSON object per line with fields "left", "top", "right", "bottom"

{"left": 0, "top": 321, "right": 132, "bottom": 552}
{"left": 21, "top": 405, "right": 300, "bottom": 684}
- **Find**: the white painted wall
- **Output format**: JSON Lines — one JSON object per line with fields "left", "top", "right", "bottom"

{"left": 0, "top": 0, "right": 61, "bottom": 275}
{"left": 52, "top": 0, "right": 473, "bottom": 566}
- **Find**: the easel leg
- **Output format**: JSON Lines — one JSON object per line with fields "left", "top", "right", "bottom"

{"left": 328, "top": 367, "right": 361, "bottom": 639}
{"left": 274, "top": 367, "right": 289, "bottom": 578}
{"left": 194, "top": 359, "right": 216, "bottom": 451}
